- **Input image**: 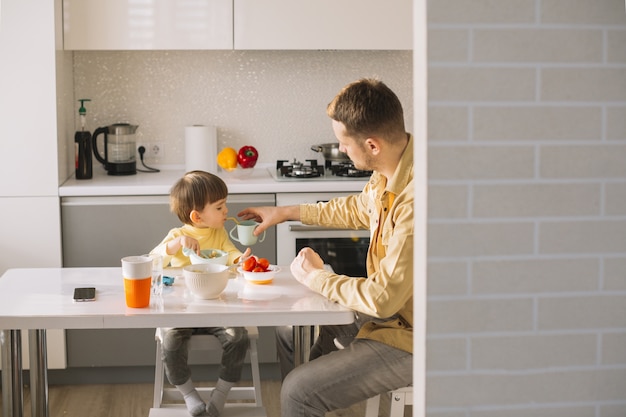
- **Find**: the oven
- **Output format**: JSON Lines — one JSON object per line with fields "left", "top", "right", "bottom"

{"left": 276, "top": 192, "right": 371, "bottom": 277}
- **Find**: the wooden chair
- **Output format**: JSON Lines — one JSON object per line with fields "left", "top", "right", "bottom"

{"left": 152, "top": 326, "right": 264, "bottom": 416}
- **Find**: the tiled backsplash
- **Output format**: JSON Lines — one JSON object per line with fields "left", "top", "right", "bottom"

{"left": 73, "top": 50, "right": 412, "bottom": 167}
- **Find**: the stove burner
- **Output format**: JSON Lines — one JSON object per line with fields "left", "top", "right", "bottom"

{"left": 291, "top": 166, "right": 316, "bottom": 177}
{"left": 325, "top": 160, "right": 373, "bottom": 178}
{"left": 275, "top": 158, "right": 372, "bottom": 180}
{"left": 277, "top": 159, "right": 323, "bottom": 178}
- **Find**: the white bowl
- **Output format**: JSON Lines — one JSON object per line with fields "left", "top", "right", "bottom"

{"left": 237, "top": 265, "right": 280, "bottom": 285}
{"left": 183, "top": 264, "right": 230, "bottom": 299}
{"left": 186, "top": 249, "right": 228, "bottom": 265}
{"left": 239, "top": 283, "right": 281, "bottom": 301}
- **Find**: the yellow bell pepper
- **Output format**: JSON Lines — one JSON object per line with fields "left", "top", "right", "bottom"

{"left": 217, "top": 147, "right": 238, "bottom": 171}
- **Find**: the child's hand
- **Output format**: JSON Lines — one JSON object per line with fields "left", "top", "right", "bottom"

{"left": 178, "top": 236, "right": 201, "bottom": 255}
{"left": 240, "top": 248, "right": 253, "bottom": 262}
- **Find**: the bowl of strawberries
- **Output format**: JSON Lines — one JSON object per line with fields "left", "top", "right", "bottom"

{"left": 237, "top": 257, "right": 279, "bottom": 285}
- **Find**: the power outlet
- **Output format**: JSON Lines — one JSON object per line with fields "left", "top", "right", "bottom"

{"left": 149, "top": 142, "right": 163, "bottom": 158}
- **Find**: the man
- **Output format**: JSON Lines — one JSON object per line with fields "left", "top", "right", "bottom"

{"left": 239, "top": 78, "right": 413, "bottom": 416}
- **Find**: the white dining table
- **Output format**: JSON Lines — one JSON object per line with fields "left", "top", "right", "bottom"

{"left": 0, "top": 267, "right": 354, "bottom": 417}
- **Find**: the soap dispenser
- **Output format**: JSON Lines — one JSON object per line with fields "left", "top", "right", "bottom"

{"left": 74, "top": 99, "right": 92, "bottom": 179}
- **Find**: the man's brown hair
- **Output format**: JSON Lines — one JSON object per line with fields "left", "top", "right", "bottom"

{"left": 326, "top": 78, "right": 405, "bottom": 141}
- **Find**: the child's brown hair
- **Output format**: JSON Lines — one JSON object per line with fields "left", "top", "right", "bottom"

{"left": 169, "top": 170, "right": 228, "bottom": 225}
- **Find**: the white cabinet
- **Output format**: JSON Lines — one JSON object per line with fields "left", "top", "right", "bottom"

{"left": 63, "top": 0, "right": 411, "bottom": 50}
{"left": 0, "top": 1, "right": 64, "bottom": 266}
{"left": 63, "top": 0, "right": 233, "bottom": 50}
{"left": 0, "top": 197, "right": 66, "bottom": 370}
{"left": 234, "top": 0, "right": 412, "bottom": 50}
{"left": 0, "top": 197, "right": 65, "bottom": 370}
{"left": 0, "top": 0, "right": 60, "bottom": 196}
{"left": 0, "top": 197, "right": 62, "bottom": 272}
{"left": 0, "top": 0, "right": 66, "bottom": 369}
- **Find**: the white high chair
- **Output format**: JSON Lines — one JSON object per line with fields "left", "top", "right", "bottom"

{"left": 365, "top": 386, "right": 413, "bottom": 417}
{"left": 151, "top": 326, "right": 265, "bottom": 417}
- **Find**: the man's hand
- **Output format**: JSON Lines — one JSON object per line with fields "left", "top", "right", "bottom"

{"left": 237, "top": 205, "right": 300, "bottom": 236}
{"left": 290, "top": 247, "right": 325, "bottom": 286}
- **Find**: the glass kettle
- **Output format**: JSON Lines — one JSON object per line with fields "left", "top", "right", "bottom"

{"left": 92, "top": 123, "right": 138, "bottom": 175}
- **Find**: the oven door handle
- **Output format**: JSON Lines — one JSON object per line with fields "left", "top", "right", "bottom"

{"left": 289, "top": 225, "right": 352, "bottom": 232}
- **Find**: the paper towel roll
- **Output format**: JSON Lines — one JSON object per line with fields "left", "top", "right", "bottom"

{"left": 185, "top": 125, "right": 217, "bottom": 174}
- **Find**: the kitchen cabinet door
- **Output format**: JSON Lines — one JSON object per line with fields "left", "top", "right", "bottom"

{"left": 0, "top": 196, "right": 65, "bottom": 370}
{"left": 234, "top": 0, "right": 412, "bottom": 50}
{"left": 0, "top": 196, "right": 62, "bottom": 272}
{"left": 63, "top": 0, "right": 233, "bottom": 50}
{"left": 0, "top": 0, "right": 60, "bottom": 196}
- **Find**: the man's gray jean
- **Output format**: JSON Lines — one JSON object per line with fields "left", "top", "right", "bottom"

{"left": 276, "top": 321, "right": 412, "bottom": 417}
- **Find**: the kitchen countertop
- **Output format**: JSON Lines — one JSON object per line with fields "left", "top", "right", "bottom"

{"left": 59, "top": 164, "right": 370, "bottom": 196}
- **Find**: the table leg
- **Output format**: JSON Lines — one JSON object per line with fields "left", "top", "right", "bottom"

{"left": 28, "top": 329, "right": 49, "bottom": 417}
{"left": 293, "top": 325, "right": 318, "bottom": 367}
{"left": 1, "top": 329, "right": 24, "bottom": 417}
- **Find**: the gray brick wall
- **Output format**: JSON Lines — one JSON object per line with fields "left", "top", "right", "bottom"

{"left": 426, "top": 0, "right": 626, "bottom": 415}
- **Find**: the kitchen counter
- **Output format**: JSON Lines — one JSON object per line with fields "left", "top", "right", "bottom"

{"left": 59, "top": 164, "right": 369, "bottom": 196}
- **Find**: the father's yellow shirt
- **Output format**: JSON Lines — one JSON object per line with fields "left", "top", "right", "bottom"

{"left": 300, "top": 136, "right": 414, "bottom": 353}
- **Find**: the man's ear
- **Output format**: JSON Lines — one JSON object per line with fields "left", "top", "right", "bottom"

{"left": 365, "top": 137, "right": 382, "bottom": 155}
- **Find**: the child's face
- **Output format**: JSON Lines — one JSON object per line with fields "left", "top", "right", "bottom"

{"left": 193, "top": 198, "right": 228, "bottom": 228}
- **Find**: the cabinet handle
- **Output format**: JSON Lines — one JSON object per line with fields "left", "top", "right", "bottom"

{"left": 288, "top": 225, "right": 348, "bottom": 232}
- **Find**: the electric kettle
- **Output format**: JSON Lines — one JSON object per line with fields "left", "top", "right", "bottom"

{"left": 92, "top": 123, "right": 138, "bottom": 175}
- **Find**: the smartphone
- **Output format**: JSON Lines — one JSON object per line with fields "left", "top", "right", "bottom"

{"left": 73, "top": 287, "right": 96, "bottom": 302}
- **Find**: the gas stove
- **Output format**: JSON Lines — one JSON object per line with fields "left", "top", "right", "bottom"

{"left": 269, "top": 159, "right": 372, "bottom": 182}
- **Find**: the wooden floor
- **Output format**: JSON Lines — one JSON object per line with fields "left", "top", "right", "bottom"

{"left": 0, "top": 380, "right": 400, "bottom": 417}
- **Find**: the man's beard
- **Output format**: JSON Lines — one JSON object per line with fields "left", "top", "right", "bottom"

{"left": 353, "top": 153, "right": 374, "bottom": 172}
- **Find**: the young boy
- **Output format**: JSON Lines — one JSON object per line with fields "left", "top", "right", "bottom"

{"left": 150, "top": 170, "right": 252, "bottom": 417}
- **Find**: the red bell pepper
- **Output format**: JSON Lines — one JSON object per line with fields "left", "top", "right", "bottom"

{"left": 237, "top": 146, "right": 259, "bottom": 168}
